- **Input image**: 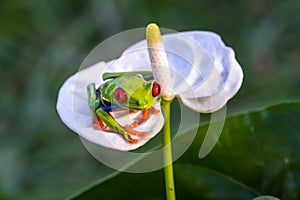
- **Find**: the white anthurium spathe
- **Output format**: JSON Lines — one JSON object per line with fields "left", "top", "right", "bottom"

{"left": 56, "top": 30, "right": 243, "bottom": 151}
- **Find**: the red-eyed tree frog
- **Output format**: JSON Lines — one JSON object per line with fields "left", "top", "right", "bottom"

{"left": 87, "top": 71, "right": 161, "bottom": 144}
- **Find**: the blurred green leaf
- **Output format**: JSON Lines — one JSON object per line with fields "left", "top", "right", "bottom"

{"left": 69, "top": 101, "right": 300, "bottom": 200}
{"left": 174, "top": 164, "right": 256, "bottom": 200}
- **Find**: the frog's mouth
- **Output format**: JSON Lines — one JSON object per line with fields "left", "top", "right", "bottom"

{"left": 127, "top": 97, "right": 154, "bottom": 110}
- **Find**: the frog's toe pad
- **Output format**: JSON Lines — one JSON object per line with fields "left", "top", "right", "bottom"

{"left": 130, "top": 121, "right": 139, "bottom": 128}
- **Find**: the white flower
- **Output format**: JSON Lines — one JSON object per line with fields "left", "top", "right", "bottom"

{"left": 56, "top": 30, "right": 243, "bottom": 151}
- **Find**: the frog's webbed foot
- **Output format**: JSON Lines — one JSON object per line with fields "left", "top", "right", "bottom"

{"left": 123, "top": 106, "right": 161, "bottom": 139}
{"left": 123, "top": 125, "right": 148, "bottom": 137}
{"left": 129, "top": 106, "right": 160, "bottom": 128}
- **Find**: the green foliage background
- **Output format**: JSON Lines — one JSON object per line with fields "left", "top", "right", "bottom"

{"left": 0, "top": 0, "right": 299, "bottom": 199}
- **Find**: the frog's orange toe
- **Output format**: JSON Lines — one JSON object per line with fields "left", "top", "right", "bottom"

{"left": 137, "top": 131, "right": 148, "bottom": 137}
{"left": 130, "top": 139, "right": 139, "bottom": 144}
{"left": 124, "top": 125, "right": 148, "bottom": 138}
{"left": 141, "top": 109, "right": 150, "bottom": 120}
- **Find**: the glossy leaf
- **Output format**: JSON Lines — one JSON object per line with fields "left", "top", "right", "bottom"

{"left": 179, "top": 102, "right": 300, "bottom": 199}
{"left": 69, "top": 102, "right": 300, "bottom": 200}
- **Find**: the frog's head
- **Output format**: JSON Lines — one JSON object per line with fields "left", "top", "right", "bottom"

{"left": 112, "top": 75, "right": 160, "bottom": 110}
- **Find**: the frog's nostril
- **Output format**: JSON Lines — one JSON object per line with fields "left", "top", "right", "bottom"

{"left": 138, "top": 99, "right": 147, "bottom": 106}
{"left": 134, "top": 99, "right": 141, "bottom": 106}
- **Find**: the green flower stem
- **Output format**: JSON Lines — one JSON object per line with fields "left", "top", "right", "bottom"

{"left": 161, "top": 97, "right": 176, "bottom": 200}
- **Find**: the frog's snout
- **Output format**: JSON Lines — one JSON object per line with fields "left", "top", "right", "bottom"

{"left": 135, "top": 98, "right": 148, "bottom": 106}
{"left": 128, "top": 97, "right": 149, "bottom": 110}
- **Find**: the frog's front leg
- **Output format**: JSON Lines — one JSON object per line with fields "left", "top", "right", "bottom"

{"left": 87, "top": 83, "right": 100, "bottom": 125}
{"left": 95, "top": 108, "right": 139, "bottom": 144}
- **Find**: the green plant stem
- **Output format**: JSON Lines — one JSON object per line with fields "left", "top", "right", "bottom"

{"left": 161, "top": 97, "right": 176, "bottom": 200}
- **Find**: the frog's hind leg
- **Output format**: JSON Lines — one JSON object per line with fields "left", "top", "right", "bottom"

{"left": 92, "top": 116, "right": 108, "bottom": 130}
{"left": 96, "top": 109, "right": 138, "bottom": 144}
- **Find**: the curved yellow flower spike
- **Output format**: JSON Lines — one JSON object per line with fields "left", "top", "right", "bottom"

{"left": 146, "top": 23, "right": 174, "bottom": 100}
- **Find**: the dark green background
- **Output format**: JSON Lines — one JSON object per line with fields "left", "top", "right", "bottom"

{"left": 0, "top": 0, "right": 299, "bottom": 199}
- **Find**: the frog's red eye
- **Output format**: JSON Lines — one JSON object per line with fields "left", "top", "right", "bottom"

{"left": 152, "top": 82, "right": 160, "bottom": 97}
{"left": 114, "top": 87, "right": 127, "bottom": 103}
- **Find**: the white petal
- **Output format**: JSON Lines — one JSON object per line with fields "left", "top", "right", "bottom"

{"left": 56, "top": 62, "right": 164, "bottom": 151}
{"left": 179, "top": 32, "right": 243, "bottom": 112}
{"left": 109, "top": 31, "right": 243, "bottom": 112}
